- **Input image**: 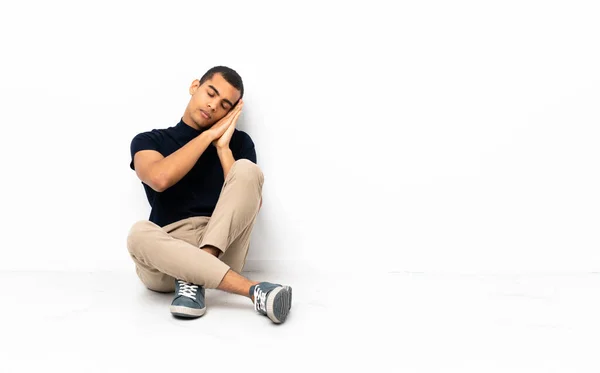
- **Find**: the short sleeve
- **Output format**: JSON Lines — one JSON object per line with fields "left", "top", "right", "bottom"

{"left": 130, "top": 131, "right": 162, "bottom": 170}
{"left": 234, "top": 130, "right": 257, "bottom": 164}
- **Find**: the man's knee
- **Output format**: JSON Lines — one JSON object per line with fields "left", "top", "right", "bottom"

{"left": 127, "top": 220, "right": 158, "bottom": 254}
{"left": 231, "top": 159, "right": 264, "bottom": 185}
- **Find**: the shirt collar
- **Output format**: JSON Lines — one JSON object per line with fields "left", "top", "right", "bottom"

{"left": 175, "top": 118, "right": 205, "bottom": 137}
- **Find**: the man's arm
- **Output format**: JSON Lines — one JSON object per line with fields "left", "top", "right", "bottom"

{"left": 134, "top": 132, "right": 214, "bottom": 192}
{"left": 212, "top": 101, "right": 261, "bottom": 208}
{"left": 134, "top": 105, "right": 242, "bottom": 192}
{"left": 213, "top": 101, "right": 244, "bottom": 179}
{"left": 215, "top": 138, "right": 262, "bottom": 209}
{"left": 216, "top": 147, "right": 236, "bottom": 178}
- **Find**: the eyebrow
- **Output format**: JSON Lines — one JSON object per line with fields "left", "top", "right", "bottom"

{"left": 208, "top": 85, "right": 234, "bottom": 107}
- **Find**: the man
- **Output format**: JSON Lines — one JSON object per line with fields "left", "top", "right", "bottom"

{"left": 127, "top": 66, "right": 292, "bottom": 324}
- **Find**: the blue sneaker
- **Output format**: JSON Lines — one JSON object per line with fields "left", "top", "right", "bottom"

{"left": 170, "top": 280, "right": 206, "bottom": 318}
{"left": 251, "top": 282, "right": 292, "bottom": 324}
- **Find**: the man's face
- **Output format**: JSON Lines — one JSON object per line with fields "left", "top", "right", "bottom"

{"left": 184, "top": 73, "right": 241, "bottom": 129}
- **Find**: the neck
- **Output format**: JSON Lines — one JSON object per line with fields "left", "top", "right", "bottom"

{"left": 182, "top": 112, "right": 201, "bottom": 130}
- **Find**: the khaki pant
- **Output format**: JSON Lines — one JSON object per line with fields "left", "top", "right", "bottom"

{"left": 126, "top": 159, "right": 264, "bottom": 291}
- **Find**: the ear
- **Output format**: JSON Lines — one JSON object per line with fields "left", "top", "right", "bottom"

{"left": 189, "top": 79, "right": 201, "bottom": 95}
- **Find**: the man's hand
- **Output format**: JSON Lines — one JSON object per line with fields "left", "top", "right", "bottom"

{"left": 204, "top": 101, "right": 242, "bottom": 142}
{"left": 210, "top": 100, "right": 244, "bottom": 149}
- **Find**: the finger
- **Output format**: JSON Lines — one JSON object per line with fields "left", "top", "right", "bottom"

{"left": 227, "top": 104, "right": 241, "bottom": 116}
{"left": 231, "top": 105, "right": 242, "bottom": 118}
{"left": 219, "top": 110, "right": 236, "bottom": 126}
{"left": 231, "top": 108, "right": 242, "bottom": 124}
{"left": 226, "top": 113, "right": 239, "bottom": 129}
{"left": 225, "top": 104, "right": 241, "bottom": 120}
{"left": 226, "top": 108, "right": 237, "bottom": 118}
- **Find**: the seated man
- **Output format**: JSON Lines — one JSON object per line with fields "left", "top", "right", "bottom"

{"left": 127, "top": 66, "right": 292, "bottom": 324}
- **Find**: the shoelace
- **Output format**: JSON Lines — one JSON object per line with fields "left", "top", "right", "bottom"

{"left": 254, "top": 286, "right": 268, "bottom": 313}
{"left": 177, "top": 280, "right": 198, "bottom": 300}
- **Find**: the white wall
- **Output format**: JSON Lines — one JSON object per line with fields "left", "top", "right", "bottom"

{"left": 0, "top": 0, "right": 598, "bottom": 273}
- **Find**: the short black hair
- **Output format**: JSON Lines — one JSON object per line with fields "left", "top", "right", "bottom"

{"left": 199, "top": 66, "right": 244, "bottom": 102}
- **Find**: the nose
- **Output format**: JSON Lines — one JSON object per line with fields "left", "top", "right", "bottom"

{"left": 207, "top": 100, "right": 217, "bottom": 112}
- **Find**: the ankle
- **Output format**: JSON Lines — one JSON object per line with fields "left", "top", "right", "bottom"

{"left": 201, "top": 245, "right": 220, "bottom": 257}
{"left": 249, "top": 281, "right": 261, "bottom": 301}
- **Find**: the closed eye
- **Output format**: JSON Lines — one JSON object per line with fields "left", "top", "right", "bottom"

{"left": 208, "top": 87, "right": 232, "bottom": 110}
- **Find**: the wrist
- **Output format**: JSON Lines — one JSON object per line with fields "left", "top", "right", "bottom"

{"left": 200, "top": 131, "right": 216, "bottom": 142}
{"left": 216, "top": 146, "right": 232, "bottom": 154}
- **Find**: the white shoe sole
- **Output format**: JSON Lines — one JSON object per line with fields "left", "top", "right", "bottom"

{"left": 266, "top": 286, "right": 292, "bottom": 324}
{"left": 170, "top": 305, "right": 206, "bottom": 318}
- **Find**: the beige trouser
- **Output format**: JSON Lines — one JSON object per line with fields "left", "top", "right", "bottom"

{"left": 126, "top": 159, "right": 264, "bottom": 291}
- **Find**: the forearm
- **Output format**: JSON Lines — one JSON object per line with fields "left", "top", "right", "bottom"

{"left": 152, "top": 132, "right": 213, "bottom": 190}
{"left": 217, "top": 147, "right": 235, "bottom": 178}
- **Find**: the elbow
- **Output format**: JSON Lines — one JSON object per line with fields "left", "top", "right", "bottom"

{"left": 149, "top": 174, "right": 170, "bottom": 193}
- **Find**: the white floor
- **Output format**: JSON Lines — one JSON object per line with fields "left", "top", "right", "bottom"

{"left": 1, "top": 270, "right": 599, "bottom": 372}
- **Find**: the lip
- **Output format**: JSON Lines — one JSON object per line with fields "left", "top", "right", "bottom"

{"left": 200, "top": 109, "right": 211, "bottom": 120}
